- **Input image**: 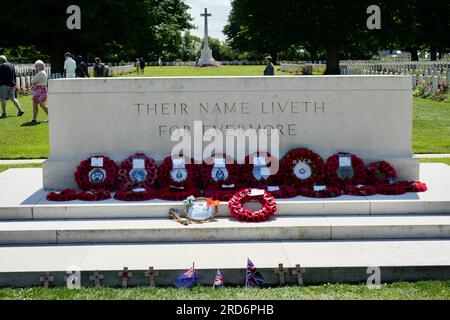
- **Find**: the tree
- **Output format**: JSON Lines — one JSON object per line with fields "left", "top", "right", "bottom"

{"left": 0, "top": 0, "right": 192, "bottom": 72}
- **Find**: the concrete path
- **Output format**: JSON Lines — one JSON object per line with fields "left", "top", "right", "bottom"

{"left": 414, "top": 154, "right": 450, "bottom": 158}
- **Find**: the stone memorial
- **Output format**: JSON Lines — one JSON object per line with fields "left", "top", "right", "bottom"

{"left": 44, "top": 75, "right": 418, "bottom": 190}
{"left": 198, "top": 8, "right": 216, "bottom": 66}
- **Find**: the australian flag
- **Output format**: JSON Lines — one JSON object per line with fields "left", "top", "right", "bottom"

{"left": 246, "top": 258, "right": 264, "bottom": 288}
{"left": 213, "top": 269, "right": 224, "bottom": 288}
{"left": 173, "top": 266, "right": 198, "bottom": 288}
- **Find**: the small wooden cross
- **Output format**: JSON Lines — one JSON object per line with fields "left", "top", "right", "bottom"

{"left": 292, "top": 264, "right": 305, "bottom": 285}
{"left": 89, "top": 271, "right": 104, "bottom": 287}
{"left": 40, "top": 272, "right": 54, "bottom": 288}
{"left": 118, "top": 267, "right": 132, "bottom": 289}
{"left": 274, "top": 263, "right": 287, "bottom": 285}
{"left": 144, "top": 266, "right": 159, "bottom": 287}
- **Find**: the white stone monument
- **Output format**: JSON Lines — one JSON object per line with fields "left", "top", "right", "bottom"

{"left": 198, "top": 8, "right": 216, "bottom": 66}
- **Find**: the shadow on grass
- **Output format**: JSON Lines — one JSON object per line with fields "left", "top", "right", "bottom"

{"left": 20, "top": 121, "right": 43, "bottom": 127}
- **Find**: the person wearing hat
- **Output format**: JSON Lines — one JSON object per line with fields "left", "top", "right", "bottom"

{"left": 93, "top": 57, "right": 105, "bottom": 77}
{"left": 264, "top": 55, "right": 274, "bottom": 76}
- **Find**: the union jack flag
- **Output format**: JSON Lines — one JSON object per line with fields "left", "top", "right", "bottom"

{"left": 246, "top": 258, "right": 264, "bottom": 287}
{"left": 213, "top": 269, "right": 224, "bottom": 288}
{"left": 173, "top": 266, "right": 198, "bottom": 288}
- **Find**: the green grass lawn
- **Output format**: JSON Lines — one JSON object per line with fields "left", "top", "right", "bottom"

{"left": 0, "top": 281, "right": 449, "bottom": 300}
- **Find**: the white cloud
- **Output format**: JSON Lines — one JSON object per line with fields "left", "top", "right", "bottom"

{"left": 185, "top": 0, "right": 231, "bottom": 42}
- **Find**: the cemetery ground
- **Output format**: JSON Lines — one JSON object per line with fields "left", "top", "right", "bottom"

{"left": 0, "top": 280, "right": 449, "bottom": 300}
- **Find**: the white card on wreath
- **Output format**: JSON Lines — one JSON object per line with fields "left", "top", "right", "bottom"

{"left": 133, "top": 188, "right": 146, "bottom": 192}
{"left": 132, "top": 158, "right": 145, "bottom": 169}
{"left": 91, "top": 157, "right": 104, "bottom": 167}
{"left": 339, "top": 156, "right": 352, "bottom": 168}
{"left": 250, "top": 189, "right": 265, "bottom": 196}
{"left": 268, "top": 186, "right": 280, "bottom": 192}
{"left": 172, "top": 158, "right": 186, "bottom": 169}
{"left": 313, "top": 185, "right": 327, "bottom": 191}
{"left": 260, "top": 167, "right": 271, "bottom": 176}
{"left": 214, "top": 158, "right": 226, "bottom": 168}
{"left": 254, "top": 156, "right": 267, "bottom": 166}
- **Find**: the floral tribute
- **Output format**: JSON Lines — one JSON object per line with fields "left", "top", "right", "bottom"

{"left": 201, "top": 154, "right": 240, "bottom": 201}
{"left": 280, "top": 148, "right": 326, "bottom": 186}
{"left": 298, "top": 185, "right": 343, "bottom": 198}
{"left": 367, "top": 161, "right": 397, "bottom": 184}
{"left": 46, "top": 189, "right": 78, "bottom": 202}
{"left": 326, "top": 152, "right": 367, "bottom": 186}
{"left": 117, "top": 153, "right": 158, "bottom": 190}
{"left": 264, "top": 186, "right": 299, "bottom": 199}
{"left": 228, "top": 188, "right": 277, "bottom": 222}
{"left": 74, "top": 156, "right": 118, "bottom": 191}
{"left": 77, "top": 189, "right": 111, "bottom": 201}
{"left": 114, "top": 188, "right": 158, "bottom": 201}
{"left": 240, "top": 152, "right": 281, "bottom": 187}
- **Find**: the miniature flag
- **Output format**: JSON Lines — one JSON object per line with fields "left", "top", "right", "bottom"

{"left": 213, "top": 269, "right": 224, "bottom": 288}
{"left": 246, "top": 258, "right": 264, "bottom": 288}
{"left": 173, "top": 266, "right": 198, "bottom": 288}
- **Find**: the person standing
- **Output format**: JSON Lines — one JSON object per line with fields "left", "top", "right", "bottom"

{"left": 93, "top": 58, "right": 105, "bottom": 77}
{"left": 75, "top": 55, "right": 89, "bottom": 78}
{"left": 0, "top": 55, "right": 24, "bottom": 118}
{"left": 135, "top": 58, "right": 140, "bottom": 75}
{"left": 158, "top": 57, "right": 162, "bottom": 68}
{"left": 139, "top": 58, "right": 146, "bottom": 75}
{"left": 64, "top": 53, "right": 77, "bottom": 78}
{"left": 30, "top": 60, "right": 49, "bottom": 123}
{"left": 263, "top": 56, "right": 274, "bottom": 76}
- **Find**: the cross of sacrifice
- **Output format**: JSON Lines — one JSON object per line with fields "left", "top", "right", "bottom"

{"left": 89, "top": 271, "right": 104, "bottom": 287}
{"left": 292, "top": 264, "right": 305, "bottom": 285}
{"left": 274, "top": 263, "right": 287, "bottom": 285}
{"left": 145, "top": 266, "right": 159, "bottom": 287}
{"left": 119, "top": 267, "right": 133, "bottom": 289}
{"left": 40, "top": 272, "right": 54, "bottom": 288}
{"left": 200, "top": 8, "right": 211, "bottom": 48}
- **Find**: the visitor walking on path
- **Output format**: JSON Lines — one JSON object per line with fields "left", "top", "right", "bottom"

{"left": 263, "top": 56, "right": 274, "bottom": 76}
{"left": 30, "top": 60, "right": 48, "bottom": 123}
{"left": 0, "top": 55, "right": 24, "bottom": 118}
{"left": 139, "top": 58, "right": 146, "bottom": 75}
{"left": 93, "top": 58, "right": 106, "bottom": 77}
{"left": 64, "top": 53, "right": 77, "bottom": 78}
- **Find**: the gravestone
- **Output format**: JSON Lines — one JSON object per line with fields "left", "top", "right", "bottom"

{"left": 44, "top": 76, "right": 419, "bottom": 190}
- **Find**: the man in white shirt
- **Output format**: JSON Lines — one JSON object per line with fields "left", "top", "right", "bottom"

{"left": 64, "top": 53, "right": 77, "bottom": 78}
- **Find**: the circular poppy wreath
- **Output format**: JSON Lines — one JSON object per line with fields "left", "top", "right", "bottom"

{"left": 117, "top": 153, "right": 158, "bottom": 190}
{"left": 114, "top": 188, "right": 158, "bottom": 201}
{"left": 203, "top": 187, "right": 237, "bottom": 201}
{"left": 265, "top": 186, "right": 299, "bottom": 199}
{"left": 400, "top": 181, "right": 428, "bottom": 193}
{"left": 280, "top": 148, "right": 325, "bottom": 186}
{"left": 326, "top": 152, "right": 367, "bottom": 186}
{"left": 344, "top": 184, "right": 378, "bottom": 196}
{"left": 367, "top": 161, "right": 397, "bottom": 184}
{"left": 77, "top": 189, "right": 111, "bottom": 201}
{"left": 200, "top": 154, "right": 239, "bottom": 189}
{"left": 298, "top": 185, "right": 343, "bottom": 198}
{"left": 157, "top": 186, "right": 202, "bottom": 201}
{"left": 228, "top": 188, "right": 277, "bottom": 222}
{"left": 46, "top": 189, "right": 78, "bottom": 202}
{"left": 74, "top": 156, "right": 118, "bottom": 191}
{"left": 157, "top": 156, "right": 199, "bottom": 188}
{"left": 240, "top": 152, "right": 280, "bottom": 187}
{"left": 375, "top": 182, "right": 407, "bottom": 195}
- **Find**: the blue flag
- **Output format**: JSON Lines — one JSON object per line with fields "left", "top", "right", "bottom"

{"left": 173, "top": 267, "right": 198, "bottom": 288}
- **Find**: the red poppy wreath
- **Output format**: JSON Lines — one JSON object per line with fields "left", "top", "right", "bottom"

{"left": 117, "top": 153, "right": 158, "bottom": 190}
{"left": 367, "top": 161, "right": 397, "bottom": 184}
{"left": 298, "top": 185, "right": 343, "bottom": 198}
{"left": 228, "top": 188, "right": 277, "bottom": 222}
{"left": 200, "top": 154, "right": 239, "bottom": 189}
{"left": 114, "top": 188, "right": 158, "bottom": 201}
{"left": 74, "top": 156, "right": 118, "bottom": 191}
{"left": 46, "top": 189, "right": 78, "bottom": 202}
{"left": 280, "top": 148, "right": 325, "bottom": 186}
{"left": 240, "top": 152, "right": 281, "bottom": 187}
{"left": 157, "top": 156, "right": 199, "bottom": 188}
{"left": 77, "top": 189, "right": 111, "bottom": 201}
{"left": 326, "top": 152, "right": 367, "bottom": 186}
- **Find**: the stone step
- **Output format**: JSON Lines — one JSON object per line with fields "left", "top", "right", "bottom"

{"left": 1, "top": 215, "right": 449, "bottom": 245}
{"left": 0, "top": 239, "right": 449, "bottom": 287}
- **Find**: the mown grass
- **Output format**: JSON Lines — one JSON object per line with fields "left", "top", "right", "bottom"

{"left": 0, "top": 281, "right": 449, "bottom": 300}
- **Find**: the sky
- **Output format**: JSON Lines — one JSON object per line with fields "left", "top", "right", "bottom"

{"left": 185, "top": 0, "right": 231, "bottom": 42}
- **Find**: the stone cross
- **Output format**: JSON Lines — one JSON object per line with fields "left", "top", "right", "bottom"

{"left": 40, "top": 272, "right": 54, "bottom": 288}
{"left": 200, "top": 8, "right": 211, "bottom": 50}
{"left": 118, "top": 267, "right": 132, "bottom": 289}
{"left": 144, "top": 266, "right": 159, "bottom": 287}
{"left": 90, "top": 271, "right": 104, "bottom": 287}
{"left": 292, "top": 264, "right": 305, "bottom": 285}
{"left": 274, "top": 263, "right": 287, "bottom": 285}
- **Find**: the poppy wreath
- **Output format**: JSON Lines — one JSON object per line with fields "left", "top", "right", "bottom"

{"left": 74, "top": 156, "right": 118, "bottom": 191}
{"left": 77, "top": 189, "right": 111, "bottom": 201}
{"left": 375, "top": 182, "right": 407, "bottom": 195}
{"left": 114, "top": 188, "right": 158, "bottom": 201}
{"left": 298, "top": 185, "right": 343, "bottom": 198}
{"left": 280, "top": 148, "right": 326, "bottom": 186}
{"left": 344, "top": 184, "right": 378, "bottom": 196}
{"left": 200, "top": 154, "right": 239, "bottom": 189}
{"left": 240, "top": 152, "right": 281, "bottom": 187}
{"left": 326, "top": 152, "right": 367, "bottom": 186}
{"left": 399, "top": 181, "right": 428, "bottom": 193}
{"left": 203, "top": 187, "right": 237, "bottom": 201}
{"left": 157, "top": 186, "right": 202, "bottom": 201}
{"left": 229, "top": 188, "right": 277, "bottom": 222}
{"left": 46, "top": 189, "right": 78, "bottom": 202}
{"left": 265, "top": 186, "right": 299, "bottom": 199}
{"left": 367, "top": 161, "right": 397, "bottom": 184}
{"left": 117, "top": 153, "right": 158, "bottom": 190}
{"left": 157, "top": 156, "right": 199, "bottom": 188}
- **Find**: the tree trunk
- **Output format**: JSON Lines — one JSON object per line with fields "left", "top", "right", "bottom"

{"left": 325, "top": 43, "right": 340, "bottom": 75}
{"left": 430, "top": 45, "right": 437, "bottom": 61}
{"left": 410, "top": 48, "right": 419, "bottom": 61}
